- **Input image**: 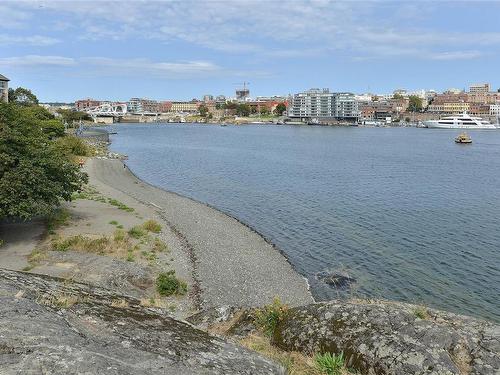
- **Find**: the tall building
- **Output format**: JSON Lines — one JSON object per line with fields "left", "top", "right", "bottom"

{"left": 203, "top": 94, "right": 214, "bottom": 103}
{"left": 0, "top": 74, "right": 9, "bottom": 103}
{"left": 469, "top": 83, "right": 490, "bottom": 94}
{"left": 288, "top": 88, "right": 358, "bottom": 120}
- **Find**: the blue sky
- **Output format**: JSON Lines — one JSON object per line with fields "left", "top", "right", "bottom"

{"left": 1, "top": 0, "right": 499, "bottom": 102}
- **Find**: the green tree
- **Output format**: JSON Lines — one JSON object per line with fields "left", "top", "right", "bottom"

{"left": 392, "top": 93, "right": 404, "bottom": 100}
{"left": 236, "top": 104, "right": 251, "bottom": 117}
{"left": 274, "top": 103, "right": 286, "bottom": 115}
{"left": 57, "top": 109, "right": 91, "bottom": 124}
{"left": 8, "top": 87, "right": 39, "bottom": 106}
{"left": 408, "top": 95, "right": 423, "bottom": 112}
{"left": 260, "top": 107, "right": 270, "bottom": 115}
{"left": 198, "top": 104, "right": 209, "bottom": 117}
{"left": 0, "top": 103, "right": 88, "bottom": 220}
{"left": 40, "top": 119, "right": 65, "bottom": 138}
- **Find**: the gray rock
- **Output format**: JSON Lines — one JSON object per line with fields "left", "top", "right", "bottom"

{"left": 0, "top": 268, "right": 284, "bottom": 374}
{"left": 272, "top": 300, "right": 500, "bottom": 375}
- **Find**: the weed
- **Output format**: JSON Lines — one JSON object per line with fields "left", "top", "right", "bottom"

{"left": 315, "top": 352, "right": 345, "bottom": 375}
{"left": 126, "top": 252, "right": 135, "bottom": 262}
{"left": 143, "top": 219, "right": 161, "bottom": 233}
{"left": 116, "top": 224, "right": 124, "bottom": 229}
{"left": 255, "top": 297, "right": 289, "bottom": 337}
{"left": 108, "top": 198, "right": 134, "bottom": 212}
{"left": 0, "top": 239, "right": 3, "bottom": 247}
{"left": 109, "top": 220, "right": 119, "bottom": 225}
{"left": 414, "top": 306, "right": 429, "bottom": 320}
{"left": 47, "top": 208, "right": 70, "bottom": 233}
{"left": 152, "top": 237, "right": 168, "bottom": 253}
{"left": 22, "top": 264, "right": 35, "bottom": 272}
{"left": 128, "top": 226, "right": 146, "bottom": 239}
{"left": 52, "top": 235, "right": 110, "bottom": 254}
{"left": 113, "top": 229, "right": 126, "bottom": 242}
{"left": 156, "top": 271, "right": 187, "bottom": 296}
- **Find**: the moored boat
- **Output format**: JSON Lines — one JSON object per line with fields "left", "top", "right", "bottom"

{"left": 424, "top": 112, "right": 496, "bottom": 129}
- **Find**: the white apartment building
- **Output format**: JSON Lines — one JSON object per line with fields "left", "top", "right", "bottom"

{"left": 490, "top": 104, "right": 500, "bottom": 116}
{"left": 288, "top": 88, "right": 358, "bottom": 119}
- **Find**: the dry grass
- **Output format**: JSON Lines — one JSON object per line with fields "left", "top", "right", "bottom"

{"left": 240, "top": 334, "right": 323, "bottom": 375}
{"left": 110, "top": 298, "right": 130, "bottom": 308}
{"left": 142, "top": 219, "right": 162, "bottom": 233}
{"left": 37, "top": 293, "right": 79, "bottom": 309}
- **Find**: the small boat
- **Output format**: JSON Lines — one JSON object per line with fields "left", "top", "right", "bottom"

{"left": 455, "top": 133, "right": 472, "bottom": 144}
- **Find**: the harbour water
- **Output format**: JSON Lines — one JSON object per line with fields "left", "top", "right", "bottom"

{"left": 108, "top": 124, "right": 500, "bottom": 322}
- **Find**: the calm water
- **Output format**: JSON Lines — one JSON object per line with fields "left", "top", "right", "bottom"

{"left": 107, "top": 124, "right": 500, "bottom": 322}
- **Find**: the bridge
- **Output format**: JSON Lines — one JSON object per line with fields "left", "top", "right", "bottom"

{"left": 85, "top": 102, "right": 128, "bottom": 118}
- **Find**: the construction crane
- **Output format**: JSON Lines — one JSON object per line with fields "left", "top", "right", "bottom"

{"left": 234, "top": 82, "right": 250, "bottom": 101}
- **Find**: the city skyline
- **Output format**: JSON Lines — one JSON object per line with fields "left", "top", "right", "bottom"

{"left": 1, "top": 1, "right": 500, "bottom": 102}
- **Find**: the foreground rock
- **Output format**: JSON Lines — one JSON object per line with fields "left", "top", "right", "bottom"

{"left": 273, "top": 300, "right": 499, "bottom": 375}
{"left": 0, "top": 269, "right": 283, "bottom": 374}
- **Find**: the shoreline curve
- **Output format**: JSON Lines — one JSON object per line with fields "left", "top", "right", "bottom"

{"left": 87, "top": 157, "right": 313, "bottom": 309}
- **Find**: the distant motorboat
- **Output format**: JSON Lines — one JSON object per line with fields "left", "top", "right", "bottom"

{"left": 455, "top": 132, "right": 472, "bottom": 144}
{"left": 424, "top": 112, "right": 496, "bottom": 129}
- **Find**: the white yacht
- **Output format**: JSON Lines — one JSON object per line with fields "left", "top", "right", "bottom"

{"left": 423, "top": 112, "right": 497, "bottom": 129}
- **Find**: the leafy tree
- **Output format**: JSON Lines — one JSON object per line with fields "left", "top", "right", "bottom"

{"left": 198, "top": 104, "right": 209, "bottom": 117}
{"left": 40, "top": 119, "right": 65, "bottom": 139}
{"left": 8, "top": 87, "right": 39, "bottom": 106}
{"left": 392, "top": 93, "right": 404, "bottom": 100}
{"left": 0, "top": 103, "right": 87, "bottom": 220}
{"left": 260, "top": 107, "right": 270, "bottom": 115}
{"left": 274, "top": 103, "right": 286, "bottom": 115}
{"left": 408, "top": 95, "right": 423, "bottom": 112}
{"left": 57, "top": 109, "right": 91, "bottom": 124}
{"left": 236, "top": 104, "right": 251, "bottom": 117}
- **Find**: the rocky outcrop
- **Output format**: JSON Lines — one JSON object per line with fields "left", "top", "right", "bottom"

{"left": 272, "top": 300, "right": 499, "bottom": 375}
{"left": 0, "top": 268, "right": 284, "bottom": 375}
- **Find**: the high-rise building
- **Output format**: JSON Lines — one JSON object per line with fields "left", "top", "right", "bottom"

{"left": 469, "top": 83, "right": 490, "bottom": 94}
{"left": 288, "top": 88, "right": 358, "bottom": 120}
{"left": 0, "top": 74, "right": 10, "bottom": 103}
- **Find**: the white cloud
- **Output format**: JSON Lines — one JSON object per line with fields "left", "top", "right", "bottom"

{"left": 4, "top": 1, "right": 500, "bottom": 61}
{"left": 0, "top": 55, "right": 76, "bottom": 66}
{"left": 0, "top": 34, "right": 60, "bottom": 46}
{"left": 428, "top": 51, "right": 483, "bottom": 61}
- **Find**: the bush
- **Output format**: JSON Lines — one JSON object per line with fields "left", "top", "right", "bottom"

{"left": 143, "top": 219, "right": 161, "bottom": 233}
{"left": 315, "top": 352, "right": 345, "bottom": 375}
{"left": 156, "top": 271, "right": 187, "bottom": 296}
{"left": 255, "top": 297, "right": 289, "bottom": 337}
{"left": 54, "top": 135, "right": 90, "bottom": 156}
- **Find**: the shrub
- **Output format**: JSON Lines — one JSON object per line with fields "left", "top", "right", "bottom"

{"left": 255, "top": 297, "right": 289, "bottom": 337}
{"left": 156, "top": 271, "right": 187, "bottom": 296}
{"left": 143, "top": 219, "right": 161, "bottom": 233}
{"left": 109, "top": 220, "right": 119, "bottom": 225}
{"left": 54, "top": 135, "right": 90, "bottom": 156}
{"left": 315, "top": 352, "right": 345, "bottom": 375}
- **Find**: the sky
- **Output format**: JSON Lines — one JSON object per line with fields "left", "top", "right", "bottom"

{"left": 1, "top": 0, "right": 499, "bottom": 102}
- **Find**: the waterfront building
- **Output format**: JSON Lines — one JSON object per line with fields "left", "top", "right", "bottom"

{"left": 288, "top": 88, "right": 359, "bottom": 120}
{"left": 489, "top": 104, "right": 500, "bottom": 117}
{"left": 0, "top": 74, "right": 9, "bottom": 103}
{"left": 170, "top": 101, "right": 200, "bottom": 113}
{"left": 127, "top": 98, "right": 164, "bottom": 113}
{"left": 75, "top": 98, "right": 102, "bottom": 111}
{"left": 469, "top": 83, "right": 490, "bottom": 94}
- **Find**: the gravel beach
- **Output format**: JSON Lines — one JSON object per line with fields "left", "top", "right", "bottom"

{"left": 87, "top": 158, "right": 313, "bottom": 308}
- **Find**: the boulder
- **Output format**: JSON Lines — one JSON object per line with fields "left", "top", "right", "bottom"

{"left": 272, "top": 300, "right": 499, "bottom": 375}
{"left": 0, "top": 268, "right": 284, "bottom": 375}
